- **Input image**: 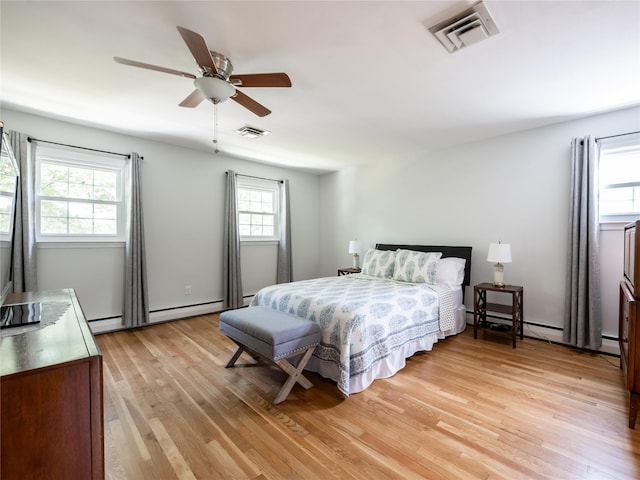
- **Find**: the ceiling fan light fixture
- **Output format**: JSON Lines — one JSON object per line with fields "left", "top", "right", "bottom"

{"left": 194, "top": 76, "right": 235, "bottom": 103}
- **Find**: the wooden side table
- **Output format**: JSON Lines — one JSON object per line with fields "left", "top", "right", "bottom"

{"left": 474, "top": 282, "right": 524, "bottom": 348}
{"left": 338, "top": 268, "right": 361, "bottom": 276}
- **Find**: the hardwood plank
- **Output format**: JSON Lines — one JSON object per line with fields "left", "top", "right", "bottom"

{"left": 96, "top": 314, "right": 640, "bottom": 479}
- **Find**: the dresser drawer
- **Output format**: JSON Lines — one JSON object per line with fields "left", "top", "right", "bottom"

{"left": 624, "top": 221, "right": 640, "bottom": 297}
{"left": 620, "top": 287, "right": 630, "bottom": 368}
{"left": 620, "top": 282, "right": 638, "bottom": 391}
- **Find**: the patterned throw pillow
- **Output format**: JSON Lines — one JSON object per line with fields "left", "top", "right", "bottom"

{"left": 361, "top": 249, "right": 396, "bottom": 278}
{"left": 393, "top": 250, "right": 442, "bottom": 283}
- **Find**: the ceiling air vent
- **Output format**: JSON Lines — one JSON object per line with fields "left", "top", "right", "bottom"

{"left": 428, "top": 1, "right": 499, "bottom": 53}
{"left": 234, "top": 125, "right": 271, "bottom": 138}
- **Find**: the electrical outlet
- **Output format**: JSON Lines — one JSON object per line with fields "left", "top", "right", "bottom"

{"left": 185, "top": 285, "right": 192, "bottom": 295}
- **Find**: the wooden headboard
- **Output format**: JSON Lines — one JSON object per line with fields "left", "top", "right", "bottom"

{"left": 375, "top": 244, "right": 473, "bottom": 288}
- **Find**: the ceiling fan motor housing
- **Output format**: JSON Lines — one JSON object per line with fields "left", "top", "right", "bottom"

{"left": 205, "top": 51, "right": 233, "bottom": 80}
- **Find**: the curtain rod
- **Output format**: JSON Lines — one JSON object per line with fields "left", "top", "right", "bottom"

{"left": 27, "top": 137, "right": 142, "bottom": 159}
{"left": 596, "top": 130, "right": 640, "bottom": 141}
{"left": 225, "top": 171, "right": 283, "bottom": 184}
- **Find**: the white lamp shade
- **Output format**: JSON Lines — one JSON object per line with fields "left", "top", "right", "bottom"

{"left": 348, "top": 240, "right": 363, "bottom": 255}
{"left": 487, "top": 243, "right": 512, "bottom": 263}
{"left": 194, "top": 76, "right": 236, "bottom": 102}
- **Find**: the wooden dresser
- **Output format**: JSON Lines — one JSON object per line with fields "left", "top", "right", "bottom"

{"left": 0, "top": 289, "right": 104, "bottom": 479}
{"left": 620, "top": 220, "right": 640, "bottom": 429}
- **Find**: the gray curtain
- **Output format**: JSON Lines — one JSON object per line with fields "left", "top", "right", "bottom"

{"left": 564, "top": 136, "right": 602, "bottom": 349}
{"left": 123, "top": 152, "right": 149, "bottom": 327}
{"left": 7, "top": 130, "right": 37, "bottom": 293}
{"left": 223, "top": 170, "right": 243, "bottom": 309}
{"left": 276, "top": 179, "right": 292, "bottom": 283}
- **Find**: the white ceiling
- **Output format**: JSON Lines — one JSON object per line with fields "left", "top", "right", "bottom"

{"left": 1, "top": 1, "right": 639, "bottom": 174}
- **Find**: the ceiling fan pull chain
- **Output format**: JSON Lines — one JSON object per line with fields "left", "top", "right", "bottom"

{"left": 213, "top": 102, "right": 220, "bottom": 154}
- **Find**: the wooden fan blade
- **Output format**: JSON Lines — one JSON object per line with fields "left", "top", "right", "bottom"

{"left": 113, "top": 57, "right": 196, "bottom": 79}
{"left": 231, "top": 90, "right": 271, "bottom": 117}
{"left": 176, "top": 26, "right": 217, "bottom": 74}
{"left": 229, "top": 73, "right": 292, "bottom": 88}
{"left": 179, "top": 89, "right": 205, "bottom": 108}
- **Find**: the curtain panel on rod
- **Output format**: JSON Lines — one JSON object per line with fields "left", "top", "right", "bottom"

{"left": 123, "top": 152, "right": 150, "bottom": 327}
{"left": 7, "top": 130, "right": 37, "bottom": 293}
{"left": 276, "top": 179, "right": 292, "bottom": 283}
{"left": 223, "top": 170, "right": 243, "bottom": 309}
{"left": 563, "top": 136, "right": 602, "bottom": 349}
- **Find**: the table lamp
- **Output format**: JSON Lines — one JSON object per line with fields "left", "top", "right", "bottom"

{"left": 348, "top": 240, "right": 363, "bottom": 269}
{"left": 487, "top": 242, "right": 512, "bottom": 287}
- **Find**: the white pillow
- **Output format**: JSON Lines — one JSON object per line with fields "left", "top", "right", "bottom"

{"left": 393, "top": 249, "right": 442, "bottom": 283}
{"left": 361, "top": 249, "right": 396, "bottom": 278}
{"left": 434, "top": 257, "right": 466, "bottom": 286}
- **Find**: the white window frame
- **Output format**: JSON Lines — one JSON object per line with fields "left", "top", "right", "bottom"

{"left": 599, "top": 133, "right": 640, "bottom": 224}
{"left": 0, "top": 141, "right": 18, "bottom": 240}
{"left": 237, "top": 177, "right": 279, "bottom": 242}
{"left": 0, "top": 186, "right": 15, "bottom": 240}
{"left": 35, "top": 145, "right": 127, "bottom": 243}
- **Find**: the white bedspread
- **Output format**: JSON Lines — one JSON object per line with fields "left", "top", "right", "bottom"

{"left": 250, "top": 274, "right": 458, "bottom": 397}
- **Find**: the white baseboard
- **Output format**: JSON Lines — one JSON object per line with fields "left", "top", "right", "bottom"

{"left": 522, "top": 323, "right": 619, "bottom": 356}
{"left": 90, "top": 317, "right": 123, "bottom": 334}
{"left": 89, "top": 301, "right": 227, "bottom": 334}
{"left": 91, "top": 304, "right": 620, "bottom": 357}
{"left": 150, "top": 302, "right": 224, "bottom": 323}
{"left": 464, "top": 312, "right": 619, "bottom": 356}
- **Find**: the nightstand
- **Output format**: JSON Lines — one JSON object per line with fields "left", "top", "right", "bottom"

{"left": 338, "top": 268, "right": 361, "bottom": 276}
{"left": 473, "top": 282, "right": 524, "bottom": 348}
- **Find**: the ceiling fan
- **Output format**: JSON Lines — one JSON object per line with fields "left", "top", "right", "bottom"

{"left": 114, "top": 26, "right": 291, "bottom": 117}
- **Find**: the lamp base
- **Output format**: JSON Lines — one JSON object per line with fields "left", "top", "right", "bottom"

{"left": 493, "top": 262, "right": 505, "bottom": 288}
{"left": 353, "top": 254, "right": 360, "bottom": 269}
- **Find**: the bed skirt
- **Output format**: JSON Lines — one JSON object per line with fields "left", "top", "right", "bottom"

{"left": 305, "top": 305, "right": 467, "bottom": 396}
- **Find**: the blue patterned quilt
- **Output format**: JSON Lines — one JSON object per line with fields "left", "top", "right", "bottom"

{"left": 250, "top": 274, "right": 452, "bottom": 396}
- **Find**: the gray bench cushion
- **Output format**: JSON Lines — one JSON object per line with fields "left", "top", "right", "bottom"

{"left": 220, "top": 306, "right": 321, "bottom": 361}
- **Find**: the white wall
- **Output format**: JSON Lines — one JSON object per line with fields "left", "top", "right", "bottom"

{"left": 4, "top": 105, "right": 638, "bottom": 349}
{"left": 319, "top": 106, "right": 640, "bottom": 352}
{"left": 2, "top": 109, "right": 321, "bottom": 331}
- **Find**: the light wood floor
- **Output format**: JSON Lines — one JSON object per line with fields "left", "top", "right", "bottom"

{"left": 97, "top": 314, "right": 640, "bottom": 480}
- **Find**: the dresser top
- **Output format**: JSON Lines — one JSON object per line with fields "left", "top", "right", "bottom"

{"left": 1, "top": 289, "right": 99, "bottom": 376}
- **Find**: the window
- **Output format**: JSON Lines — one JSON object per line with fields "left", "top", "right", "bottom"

{"left": 237, "top": 178, "right": 279, "bottom": 241}
{"left": 0, "top": 140, "right": 18, "bottom": 238}
{"left": 36, "top": 146, "right": 126, "bottom": 242}
{"left": 599, "top": 133, "right": 640, "bottom": 223}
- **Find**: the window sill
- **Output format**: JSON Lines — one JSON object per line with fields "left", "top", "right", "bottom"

{"left": 240, "top": 239, "right": 280, "bottom": 246}
{"left": 37, "top": 241, "right": 125, "bottom": 249}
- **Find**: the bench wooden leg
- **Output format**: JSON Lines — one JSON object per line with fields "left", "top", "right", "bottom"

{"left": 225, "top": 345, "right": 245, "bottom": 368}
{"left": 273, "top": 347, "right": 316, "bottom": 404}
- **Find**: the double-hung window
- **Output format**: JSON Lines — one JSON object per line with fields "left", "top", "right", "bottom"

{"left": 36, "top": 146, "right": 127, "bottom": 242}
{"left": 0, "top": 142, "right": 18, "bottom": 238}
{"left": 237, "top": 177, "right": 279, "bottom": 241}
{"left": 599, "top": 133, "right": 640, "bottom": 223}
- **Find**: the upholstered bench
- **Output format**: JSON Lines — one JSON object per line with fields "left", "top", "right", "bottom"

{"left": 219, "top": 306, "right": 322, "bottom": 404}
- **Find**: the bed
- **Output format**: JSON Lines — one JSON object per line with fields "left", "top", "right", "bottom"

{"left": 249, "top": 244, "right": 472, "bottom": 397}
